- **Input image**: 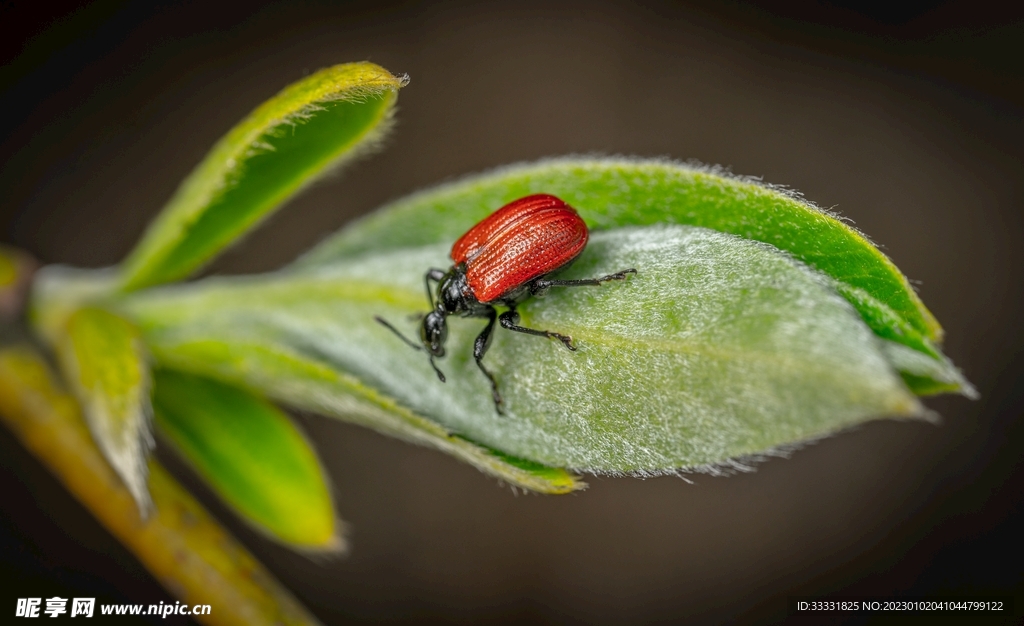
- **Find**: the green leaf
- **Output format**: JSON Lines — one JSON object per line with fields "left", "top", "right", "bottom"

{"left": 152, "top": 368, "right": 340, "bottom": 550}
{"left": 296, "top": 158, "right": 959, "bottom": 391}
{"left": 0, "top": 246, "right": 18, "bottom": 287}
{"left": 878, "top": 340, "right": 977, "bottom": 398}
{"left": 121, "top": 225, "right": 923, "bottom": 473}
{"left": 0, "top": 346, "right": 324, "bottom": 625}
{"left": 834, "top": 282, "right": 974, "bottom": 397}
{"left": 119, "top": 62, "right": 407, "bottom": 292}
{"left": 138, "top": 337, "right": 581, "bottom": 494}
{"left": 0, "top": 244, "right": 36, "bottom": 321}
{"left": 55, "top": 307, "right": 153, "bottom": 513}
{"left": 30, "top": 265, "right": 119, "bottom": 346}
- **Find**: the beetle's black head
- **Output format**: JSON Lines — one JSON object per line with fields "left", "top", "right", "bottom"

{"left": 421, "top": 309, "right": 448, "bottom": 357}
{"left": 375, "top": 312, "right": 448, "bottom": 383}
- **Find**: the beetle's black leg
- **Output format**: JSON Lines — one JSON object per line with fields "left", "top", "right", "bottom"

{"left": 424, "top": 268, "right": 447, "bottom": 308}
{"left": 473, "top": 307, "right": 504, "bottom": 415}
{"left": 499, "top": 307, "right": 576, "bottom": 351}
{"left": 532, "top": 268, "right": 637, "bottom": 294}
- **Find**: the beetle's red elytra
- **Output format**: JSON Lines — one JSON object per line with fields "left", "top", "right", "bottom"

{"left": 376, "top": 193, "right": 636, "bottom": 414}
{"left": 452, "top": 194, "right": 589, "bottom": 303}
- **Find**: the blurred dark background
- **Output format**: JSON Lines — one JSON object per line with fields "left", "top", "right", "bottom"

{"left": 1, "top": 1, "right": 1021, "bottom": 623}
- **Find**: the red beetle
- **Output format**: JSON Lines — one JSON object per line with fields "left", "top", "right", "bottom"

{"left": 376, "top": 194, "right": 636, "bottom": 413}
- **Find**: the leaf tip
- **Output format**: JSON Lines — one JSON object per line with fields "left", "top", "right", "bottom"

{"left": 57, "top": 307, "right": 156, "bottom": 517}
{"left": 91, "top": 399, "right": 157, "bottom": 518}
{"left": 292, "top": 519, "right": 349, "bottom": 558}
{"left": 960, "top": 380, "right": 980, "bottom": 400}
{"left": 0, "top": 245, "right": 37, "bottom": 321}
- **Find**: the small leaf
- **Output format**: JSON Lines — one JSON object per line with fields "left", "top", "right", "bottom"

{"left": 878, "top": 339, "right": 977, "bottom": 398}
{"left": 141, "top": 337, "right": 581, "bottom": 494}
{"left": 153, "top": 368, "right": 340, "bottom": 550}
{"left": 0, "top": 346, "right": 322, "bottom": 625}
{"left": 296, "top": 158, "right": 958, "bottom": 389}
{"left": 56, "top": 307, "right": 153, "bottom": 513}
{"left": 122, "top": 225, "right": 923, "bottom": 473}
{"left": 29, "top": 265, "right": 119, "bottom": 345}
{"left": 0, "top": 244, "right": 36, "bottom": 321}
{"left": 115, "top": 287, "right": 581, "bottom": 492}
{"left": 119, "top": 62, "right": 407, "bottom": 292}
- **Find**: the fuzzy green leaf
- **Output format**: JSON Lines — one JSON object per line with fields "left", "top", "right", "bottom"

{"left": 152, "top": 368, "right": 340, "bottom": 550}
{"left": 55, "top": 307, "right": 153, "bottom": 513}
{"left": 119, "top": 62, "right": 407, "bottom": 292}
{"left": 138, "top": 336, "right": 581, "bottom": 494}
{"left": 297, "top": 158, "right": 967, "bottom": 395}
{"left": 121, "top": 225, "right": 923, "bottom": 474}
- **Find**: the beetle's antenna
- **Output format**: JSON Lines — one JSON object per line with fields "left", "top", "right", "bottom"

{"left": 376, "top": 316, "right": 448, "bottom": 383}
{"left": 375, "top": 316, "right": 422, "bottom": 351}
{"left": 428, "top": 356, "right": 446, "bottom": 382}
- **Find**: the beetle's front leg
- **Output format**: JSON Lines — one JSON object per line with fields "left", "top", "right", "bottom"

{"left": 424, "top": 268, "right": 447, "bottom": 308}
{"left": 499, "top": 307, "right": 576, "bottom": 351}
{"left": 473, "top": 307, "right": 504, "bottom": 415}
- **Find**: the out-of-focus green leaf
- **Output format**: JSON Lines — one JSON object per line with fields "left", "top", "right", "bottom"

{"left": 153, "top": 368, "right": 340, "bottom": 550}
{"left": 296, "top": 158, "right": 968, "bottom": 395}
{"left": 0, "top": 244, "right": 36, "bottom": 321}
{"left": 29, "top": 265, "right": 118, "bottom": 345}
{"left": 119, "top": 62, "right": 407, "bottom": 292}
{"left": 0, "top": 346, "right": 324, "bottom": 626}
{"left": 121, "top": 225, "right": 923, "bottom": 473}
{"left": 55, "top": 307, "right": 153, "bottom": 514}
{"left": 0, "top": 246, "right": 20, "bottom": 288}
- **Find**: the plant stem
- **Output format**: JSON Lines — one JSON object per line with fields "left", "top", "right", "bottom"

{"left": 0, "top": 344, "right": 322, "bottom": 626}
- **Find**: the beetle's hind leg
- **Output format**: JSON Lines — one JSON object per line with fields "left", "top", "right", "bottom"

{"left": 532, "top": 268, "right": 637, "bottom": 293}
{"left": 473, "top": 307, "right": 505, "bottom": 415}
{"left": 499, "top": 307, "right": 576, "bottom": 351}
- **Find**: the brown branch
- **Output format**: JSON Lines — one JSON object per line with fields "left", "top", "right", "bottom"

{"left": 0, "top": 344, "right": 322, "bottom": 626}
